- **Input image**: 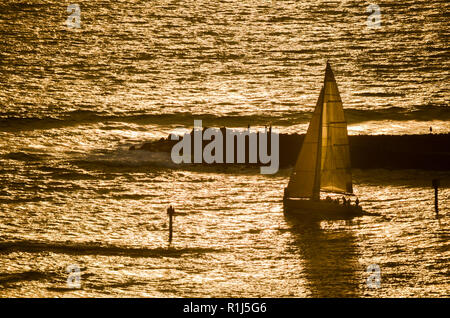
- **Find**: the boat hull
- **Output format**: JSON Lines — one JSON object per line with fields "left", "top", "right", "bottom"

{"left": 283, "top": 197, "right": 364, "bottom": 220}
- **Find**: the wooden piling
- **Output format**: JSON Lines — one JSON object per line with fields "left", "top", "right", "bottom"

{"left": 167, "top": 205, "right": 175, "bottom": 244}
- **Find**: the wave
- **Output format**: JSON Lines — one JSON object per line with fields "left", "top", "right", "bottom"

{"left": 0, "top": 240, "right": 222, "bottom": 258}
{"left": 71, "top": 150, "right": 177, "bottom": 171}
{"left": 0, "top": 105, "right": 448, "bottom": 132}
{"left": 1, "top": 151, "right": 46, "bottom": 161}
{"left": 0, "top": 197, "right": 46, "bottom": 204}
{"left": 0, "top": 271, "right": 51, "bottom": 286}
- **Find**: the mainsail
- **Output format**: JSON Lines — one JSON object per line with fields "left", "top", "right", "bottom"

{"left": 287, "top": 63, "right": 352, "bottom": 199}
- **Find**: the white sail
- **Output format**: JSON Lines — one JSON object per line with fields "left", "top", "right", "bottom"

{"left": 287, "top": 63, "right": 352, "bottom": 199}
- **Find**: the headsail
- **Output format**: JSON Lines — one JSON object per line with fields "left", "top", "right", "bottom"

{"left": 287, "top": 62, "right": 352, "bottom": 199}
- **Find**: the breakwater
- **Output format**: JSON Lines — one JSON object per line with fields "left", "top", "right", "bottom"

{"left": 131, "top": 132, "right": 450, "bottom": 170}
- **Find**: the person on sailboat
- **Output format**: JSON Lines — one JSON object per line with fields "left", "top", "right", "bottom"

{"left": 355, "top": 197, "right": 359, "bottom": 207}
{"left": 342, "top": 197, "right": 346, "bottom": 205}
{"left": 347, "top": 198, "right": 351, "bottom": 206}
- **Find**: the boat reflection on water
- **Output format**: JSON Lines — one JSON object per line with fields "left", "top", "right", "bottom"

{"left": 285, "top": 215, "right": 361, "bottom": 297}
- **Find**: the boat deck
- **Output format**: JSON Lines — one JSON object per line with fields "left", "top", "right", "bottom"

{"left": 283, "top": 197, "right": 365, "bottom": 220}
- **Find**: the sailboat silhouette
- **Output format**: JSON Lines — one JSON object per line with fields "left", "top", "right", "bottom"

{"left": 283, "top": 62, "right": 365, "bottom": 219}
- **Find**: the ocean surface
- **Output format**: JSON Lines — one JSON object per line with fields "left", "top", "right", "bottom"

{"left": 0, "top": 0, "right": 449, "bottom": 297}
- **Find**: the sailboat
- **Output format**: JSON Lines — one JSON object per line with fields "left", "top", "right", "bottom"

{"left": 283, "top": 62, "right": 364, "bottom": 219}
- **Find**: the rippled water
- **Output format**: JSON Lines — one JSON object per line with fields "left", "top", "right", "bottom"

{"left": 0, "top": 0, "right": 449, "bottom": 297}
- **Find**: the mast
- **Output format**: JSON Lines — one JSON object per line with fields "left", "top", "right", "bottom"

{"left": 312, "top": 62, "right": 332, "bottom": 200}
{"left": 311, "top": 89, "right": 323, "bottom": 201}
